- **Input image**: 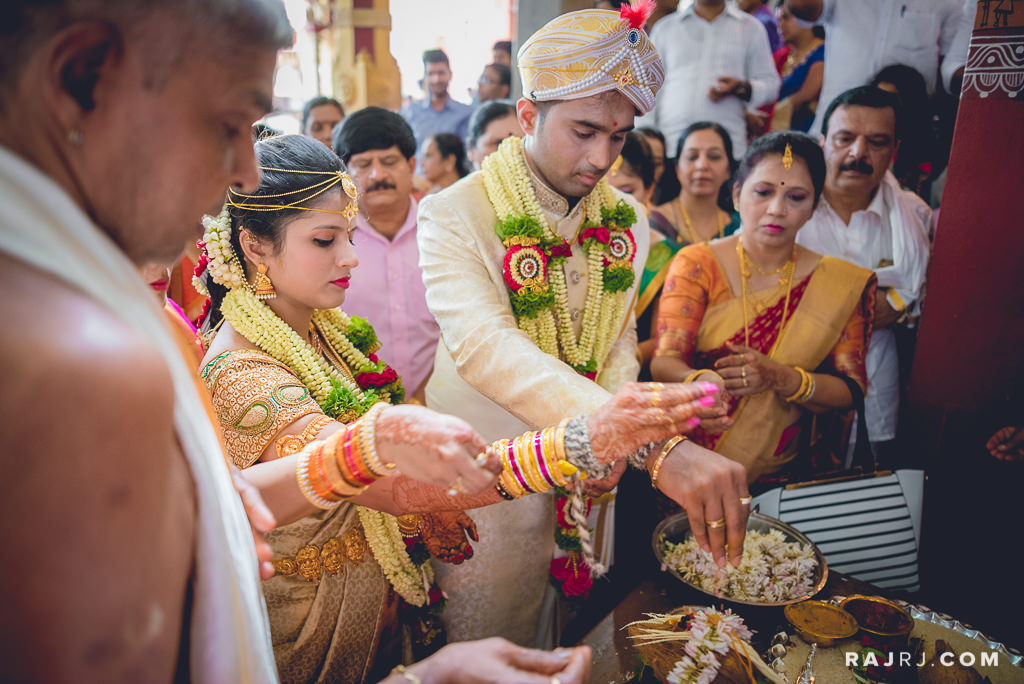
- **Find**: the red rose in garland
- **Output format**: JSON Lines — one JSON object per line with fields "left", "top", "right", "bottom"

{"left": 355, "top": 365, "right": 399, "bottom": 388}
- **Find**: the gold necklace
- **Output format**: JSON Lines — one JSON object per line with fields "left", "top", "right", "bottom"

{"left": 677, "top": 199, "right": 726, "bottom": 244}
{"left": 736, "top": 238, "right": 797, "bottom": 358}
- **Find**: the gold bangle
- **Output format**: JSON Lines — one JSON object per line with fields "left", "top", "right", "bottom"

{"left": 782, "top": 366, "right": 810, "bottom": 403}
{"left": 650, "top": 435, "right": 686, "bottom": 489}
{"left": 542, "top": 427, "right": 567, "bottom": 487}
{"left": 684, "top": 369, "right": 722, "bottom": 384}
{"left": 516, "top": 433, "right": 549, "bottom": 493}
{"left": 391, "top": 665, "right": 421, "bottom": 684}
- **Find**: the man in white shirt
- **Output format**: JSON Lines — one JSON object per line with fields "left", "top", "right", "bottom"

{"left": 797, "top": 86, "right": 932, "bottom": 461}
{"left": 639, "top": 0, "right": 780, "bottom": 158}
{"left": 787, "top": 0, "right": 965, "bottom": 134}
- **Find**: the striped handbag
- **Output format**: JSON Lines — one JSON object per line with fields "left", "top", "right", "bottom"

{"left": 752, "top": 469, "right": 925, "bottom": 592}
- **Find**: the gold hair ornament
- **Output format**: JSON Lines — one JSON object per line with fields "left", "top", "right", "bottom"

{"left": 782, "top": 143, "right": 794, "bottom": 171}
{"left": 227, "top": 167, "right": 359, "bottom": 220}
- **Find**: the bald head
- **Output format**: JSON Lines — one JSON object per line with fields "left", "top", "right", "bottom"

{"left": 0, "top": 0, "right": 292, "bottom": 112}
{"left": 0, "top": 0, "right": 291, "bottom": 265}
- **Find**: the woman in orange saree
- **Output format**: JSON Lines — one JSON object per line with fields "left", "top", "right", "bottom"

{"left": 652, "top": 132, "right": 877, "bottom": 485}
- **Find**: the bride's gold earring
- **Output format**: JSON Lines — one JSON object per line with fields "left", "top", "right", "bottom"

{"left": 253, "top": 263, "right": 276, "bottom": 300}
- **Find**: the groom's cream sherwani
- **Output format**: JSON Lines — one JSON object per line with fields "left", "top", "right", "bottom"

{"left": 417, "top": 169, "right": 649, "bottom": 647}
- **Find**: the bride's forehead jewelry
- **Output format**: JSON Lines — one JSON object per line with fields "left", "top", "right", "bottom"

{"left": 782, "top": 143, "right": 794, "bottom": 171}
{"left": 227, "top": 167, "right": 359, "bottom": 220}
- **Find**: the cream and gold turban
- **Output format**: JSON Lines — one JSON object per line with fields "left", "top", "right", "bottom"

{"left": 517, "top": 2, "right": 664, "bottom": 115}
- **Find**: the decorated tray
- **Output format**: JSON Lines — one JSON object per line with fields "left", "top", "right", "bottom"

{"left": 772, "top": 597, "right": 1023, "bottom": 683}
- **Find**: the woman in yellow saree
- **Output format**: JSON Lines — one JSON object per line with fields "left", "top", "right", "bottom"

{"left": 651, "top": 132, "right": 876, "bottom": 484}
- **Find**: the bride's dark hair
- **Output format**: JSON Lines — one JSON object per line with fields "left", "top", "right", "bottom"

{"left": 199, "top": 134, "right": 347, "bottom": 330}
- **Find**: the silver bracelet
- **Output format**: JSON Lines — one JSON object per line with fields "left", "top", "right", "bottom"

{"left": 627, "top": 443, "right": 657, "bottom": 470}
{"left": 563, "top": 415, "right": 613, "bottom": 480}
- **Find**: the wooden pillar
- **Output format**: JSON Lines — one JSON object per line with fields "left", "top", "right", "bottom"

{"left": 903, "top": 0, "right": 1023, "bottom": 645}
{"left": 308, "top": 0, "right": 402, "bottom": 111}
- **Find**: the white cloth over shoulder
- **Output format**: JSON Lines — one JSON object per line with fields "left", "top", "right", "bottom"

{"left": 0, "top": 146, "right": 278, "bottom": 684}
{"left": 797, "top": 171, "right": 932, "bottom": 442}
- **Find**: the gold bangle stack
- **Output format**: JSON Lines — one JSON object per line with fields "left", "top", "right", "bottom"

{"left": 494, "top": 420, "right": 577, "bottom": 500}
{"left": 650, "top": 435, "right": 687, "bottom": 489}
{"left": 782, "top": 366, "right": 815, "bottom": 403}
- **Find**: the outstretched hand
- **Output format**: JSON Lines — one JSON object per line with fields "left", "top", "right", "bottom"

{"left": 654, "top": 440, "right": 750, "bottom": 567}
{"left": 375, "top": 404, "right": 500, "bottom": 493}
{"left": 587, "top": 381, "right": 722, "bottom": 463}
{"left": 389, "top": 638, "right": 591, "bottom": 684}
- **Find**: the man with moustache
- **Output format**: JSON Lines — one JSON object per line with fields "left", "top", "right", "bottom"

{"left": 417, "top": 3, "right": 748, "bottom": 647}
{"left": 333, "top": 107, "right": 441, "bottom": 403}
{"left": 797, "top": 86, "right": 932, "bottom": 462}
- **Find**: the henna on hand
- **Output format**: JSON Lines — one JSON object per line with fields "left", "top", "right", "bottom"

{"left": 420, "top": 510, "right": 479, "bottom": 564}
{"left": 587, "top": 381, "right": 718, "bottom": 463}
{"left": 390, "top": 475, "right": 503, "bottom": 513}
{"left": 374, "top": 404, "right": 498, "bottom": 493}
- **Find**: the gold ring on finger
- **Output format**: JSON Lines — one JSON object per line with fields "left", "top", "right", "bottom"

{"left": 740, "top": 366, "right": 747, "bottom": 378}
{"left": 706, "top": 517, "right": 726, "bottom": 529}
{"left": 474, "top": 451, "right": 489, "bottom": 466}
{"left": 743, "top": 377, "right": 749, "bottom": 388}
{"left": 739, "top": 496, "right": 753, "bottom": 505}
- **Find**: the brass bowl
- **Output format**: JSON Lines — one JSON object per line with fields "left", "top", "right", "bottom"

{"left": 839, "top": 595, "right": 914, "bottom": 639}
{"left": 784, "top": 600, "right": 858, "bottom": 646}
{"left": 652, "top": 511, "right": 828, "bottom": 607}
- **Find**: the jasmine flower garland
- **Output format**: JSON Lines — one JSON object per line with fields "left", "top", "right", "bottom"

{"left": 481, "top": 136, "right": 639, "bottom": 379}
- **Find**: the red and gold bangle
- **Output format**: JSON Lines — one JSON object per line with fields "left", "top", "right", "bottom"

{"left": 532, "top": 432, "right": 559, "bottom": 489}
{"left": 342, "top": 424, "right": 377, "bottom": 486}
{"left": 514, "top": 434, "right": 547, "bottom": 493}
{"left": 522, "top": 434, "right": 551, "bottom": 492}
{"left": 314, "top": 438, "right": 363, "bottom": 499}
{"left": 540, "top": 427, "right": 567, "bottom": 487}
{"left": 503, "top": 438, "right": 535, "bottom": 494}
{"left": 296, "top": 444, "right": 342, "bottom": 509}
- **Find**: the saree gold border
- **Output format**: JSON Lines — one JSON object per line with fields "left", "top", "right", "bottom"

{"left": 706, "top": 256, "right": 874, "bottom": 480}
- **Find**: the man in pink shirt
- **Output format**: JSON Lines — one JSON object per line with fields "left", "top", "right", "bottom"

{"left": 333, "top": 107, "right": 441, "bottom": 402}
